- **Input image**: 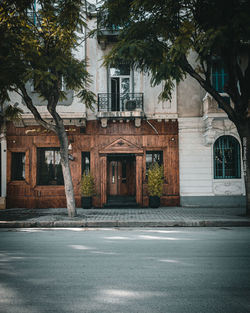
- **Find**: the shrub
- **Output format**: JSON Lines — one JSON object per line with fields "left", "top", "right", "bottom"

{"left": 80, "top": 172, "right": 96, "bottom": 197}
{"left": 147, "top": 163, "right": 164, "bottom": 197}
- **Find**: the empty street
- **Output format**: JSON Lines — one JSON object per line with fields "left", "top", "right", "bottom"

{"left": 0, "top": 227, "right": 250, "bottom": 313}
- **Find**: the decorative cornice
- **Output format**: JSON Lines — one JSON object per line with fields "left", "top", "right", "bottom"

{"left": 13, "top": 112, "right": 87, "bottom": 127}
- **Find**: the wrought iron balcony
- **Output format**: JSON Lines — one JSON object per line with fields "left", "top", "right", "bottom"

{"left": 98, "top": 93, "right": 144, "bottom": 112}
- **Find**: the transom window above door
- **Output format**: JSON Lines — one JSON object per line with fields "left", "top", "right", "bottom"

{"left": 110, "top": 64, "right": 130, "bottom": 77}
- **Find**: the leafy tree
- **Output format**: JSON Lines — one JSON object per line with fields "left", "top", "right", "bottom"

{"left": 0, "top": 103, "right": 23, "bottom": 133}
{"left": 99, "top": 0, "right": 250, "bottom": 214}
{"left": 0, "top": 0, "right": 95, "bottom": 217}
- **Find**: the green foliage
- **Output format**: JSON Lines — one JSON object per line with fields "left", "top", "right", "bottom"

{"left": 0, "top": 104, "right": 23, "bottom": 129}
{"left": 80, "top": 172, "right": 96, "bottom": 197}
{"left": 100, "top": 0, "right": 250, "bottom": 127}
{"left": 0, "top": 0, "right": 95, "bottom": 107}
{"left": 4, "top": 105, "right": 23, "bottom": 121}
{"left": 147, "top": 163, "right": 164, "bottom": 197}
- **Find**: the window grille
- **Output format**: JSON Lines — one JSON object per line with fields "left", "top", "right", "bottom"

{"left": 214, "top": 136, "right": 241, "bottom": 179}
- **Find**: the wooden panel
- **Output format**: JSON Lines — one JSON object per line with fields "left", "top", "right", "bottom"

{"left": 108, "top": 160, "right": 118, "bottom": 195}
{"left": 6, "top": 119, "right": 179, "bottom": 208}
{"left": 129, "top": 158, "right": 136, "bottom": 196}
{"left": 100, "top": 155, "right": 107, "bottom": 206}
{"left": 107, "top": 158, "right": 136, "bottom": 197}
{"left": 82, "top": 120, "right": 178, "bottom": 136}
{"left": 164, "top": 135, "right": 179, "bottom": 196}
{"left": 136, "top": 155, "right": 143, "bottom": 206}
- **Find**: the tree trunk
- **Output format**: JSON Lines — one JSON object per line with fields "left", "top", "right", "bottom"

{"left": 243, "top": 134, "right": 250, "bottom": 215}
{"left": 56, "top": 125, "right": 77, "bottom": 218}
{"left": 238, "top": 123, "right": 250, "bottom": 216}
{"left": 20, "top": 85, "right": 77, "bottom": 216}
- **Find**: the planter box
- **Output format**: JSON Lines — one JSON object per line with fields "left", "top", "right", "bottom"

{"left": 81, "top": 196, "right": 92, "bottom": 209}
{"left": 149, "top": 196, "right": 160, "bottom": 208}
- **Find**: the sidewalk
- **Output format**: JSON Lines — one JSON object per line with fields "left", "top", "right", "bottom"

{"left": 0, "top": 206, "right": 249, "bottom": 228}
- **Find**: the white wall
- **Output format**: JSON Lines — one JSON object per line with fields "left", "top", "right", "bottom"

{"left": 179, "top": 116, "right": 245, "bottom": 207}
{"left": 179, "top": 117, "right": 213, "bottom": 197}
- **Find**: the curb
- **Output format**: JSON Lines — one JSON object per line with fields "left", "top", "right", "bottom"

{"left": 1, "top": 219, "right": 250, "bottom": 228}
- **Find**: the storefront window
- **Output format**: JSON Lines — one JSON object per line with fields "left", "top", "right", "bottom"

{"left": 37, "top": 148, "right": 63, "bottom": 185}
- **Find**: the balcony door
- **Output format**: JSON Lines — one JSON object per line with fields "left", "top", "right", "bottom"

{"left": 110, "top": 65, "right": 130, "bottom": 111}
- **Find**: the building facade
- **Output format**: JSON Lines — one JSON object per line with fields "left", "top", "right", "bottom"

{"left": 2, "top": 0, "right": 245, "bottom": 209}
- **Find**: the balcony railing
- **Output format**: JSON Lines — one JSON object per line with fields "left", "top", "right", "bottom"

{"left": 98, "top": 93, "right": 144, "bottom": 112}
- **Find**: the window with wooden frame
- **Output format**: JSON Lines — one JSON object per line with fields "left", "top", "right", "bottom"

{"left": 11, "top": 152, "right": 26, "bottom": 181}
{"left": 37, "top": 148, "right": 63, "bottom": 185}
{"left": 214, "top": 136, "right": 241, "bottom": 179}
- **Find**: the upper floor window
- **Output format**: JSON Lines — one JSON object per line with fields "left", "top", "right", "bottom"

{"left": 214, "top": 136, "right": 241, "bottom": 179}
{"left": 211, "top": 61, "right": 228, "bottom": 93}
{"left": 146, "top": 151, "right": 163, "bottom": 173}
{"left": 27, "top": 0, "right": 41, "bottom": 25}
{"left": 30, "top": 75, "right": 65, "bottom": 92}
{"left": 11, "top": 152, "right": 25, "bottom": 181}
{"left": 37, "top": 148, "right": 63, "bottom": 185}
{"left": 109, "top": 64, "right": 131, "bottom": 111}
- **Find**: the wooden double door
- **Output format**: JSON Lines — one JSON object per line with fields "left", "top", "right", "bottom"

{"left": 108, "top": 156, "right": 135, "bottom": 196}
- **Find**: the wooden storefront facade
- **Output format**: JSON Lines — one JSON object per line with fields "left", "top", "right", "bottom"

{"left": 6, "top": 119, "right": 179, "bottom": 208}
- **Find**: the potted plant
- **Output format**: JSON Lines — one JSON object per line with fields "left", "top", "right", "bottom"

{"left": 80, "top": 172, "right": 96, "bottom": 209}
{"left": 147, "top": 163, "right": 164, "bottom": 208}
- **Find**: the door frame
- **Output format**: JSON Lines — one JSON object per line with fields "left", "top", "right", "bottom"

{"left": 100, "top": 153, "right": 143, "bottom": 207}
{"left": 99, "top": 138, "right": 144, "bottom": 207}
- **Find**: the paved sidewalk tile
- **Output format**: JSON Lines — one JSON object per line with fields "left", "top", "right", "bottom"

{"left": 0, "top": 206, "right": 249, "bottom": 228}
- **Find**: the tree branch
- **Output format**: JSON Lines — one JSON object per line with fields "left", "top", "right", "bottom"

{"left": 19, "top": 83, "right": 56, "bottom": 132}
{"left": 182, "top": 56, "right": 237, "bottom": 123}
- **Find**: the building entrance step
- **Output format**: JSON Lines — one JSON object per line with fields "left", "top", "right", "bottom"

{"left": 104, "top": 196, "right": 138, "bottom": 208}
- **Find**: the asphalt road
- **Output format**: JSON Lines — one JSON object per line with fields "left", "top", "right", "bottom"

{"left": 0, "top": 227, "right": 250, "bottom": 313}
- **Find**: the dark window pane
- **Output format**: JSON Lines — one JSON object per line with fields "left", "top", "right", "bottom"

{"left": 146, "top": 151, "right": 163, "bottom": 174}
{"left": 122, "top": 160, "right": 127, "bottom": 183}
{"left": 37, "top": 148, "right": 63, "bottom": 185}
{"left": 82, "top": 152, "right": 90, "bottom": 175}
{"left": 11, "top": 152, "right": 25, "bottom": 180}
{"left": 110, "top": 64, "right": 130, "bottom": 76}
{"left": 214, "top": 136, "right": 241, "bottom": 179}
